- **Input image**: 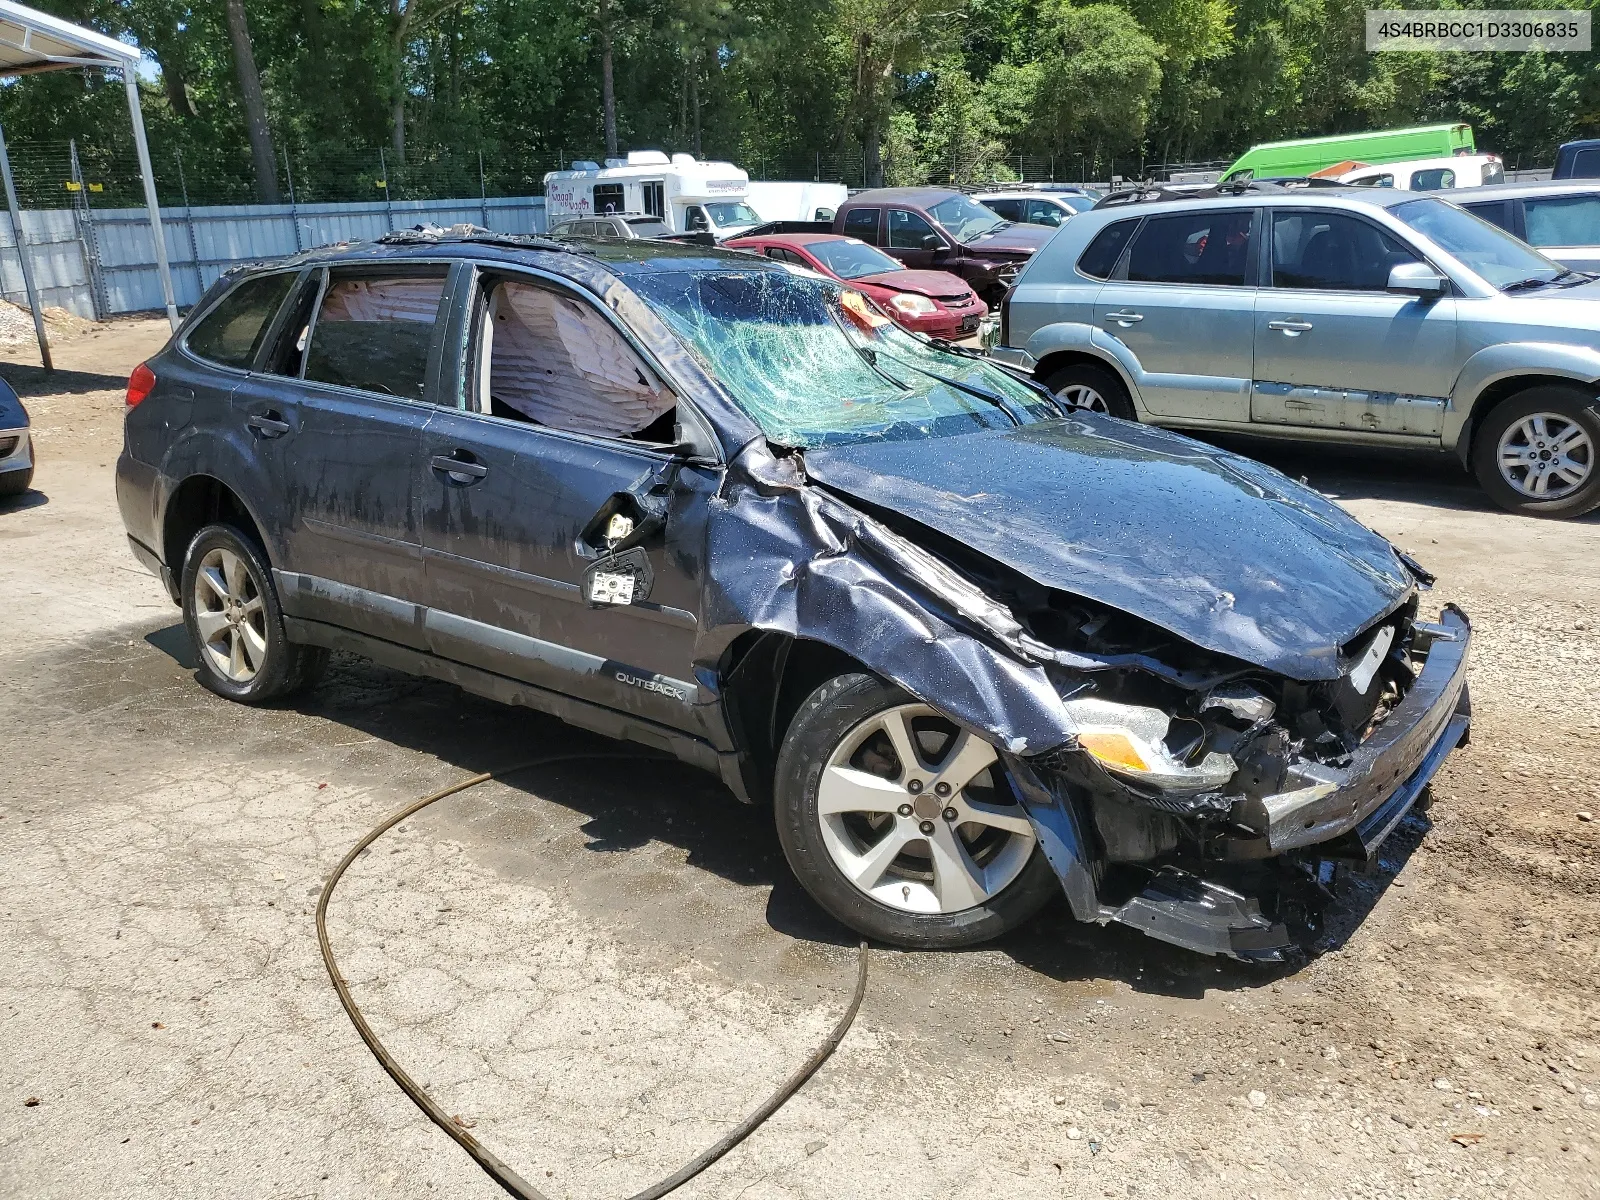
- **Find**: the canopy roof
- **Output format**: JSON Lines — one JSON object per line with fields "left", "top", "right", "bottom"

{"left": 0, "top": 0, "right": 137, "bottom": 76}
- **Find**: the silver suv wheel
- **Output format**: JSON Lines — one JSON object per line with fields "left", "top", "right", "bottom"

{"left": 815, "top": 703, "right": 1036, "bottom": 914}
{"left": 1496, "top": 412, "right": 1593, "bottom": 499}
{"left": 1056, "top": 382, "right": 1109, "bottom": 413}
{"left": 192, "top": 545, "right": 268, "bottom": 683}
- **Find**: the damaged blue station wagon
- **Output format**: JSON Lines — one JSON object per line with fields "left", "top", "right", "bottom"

{"left": 116, "top": 228, "right": 1471, "bottom": 961}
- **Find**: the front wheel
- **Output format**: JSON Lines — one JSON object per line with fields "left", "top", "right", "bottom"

{"left": 1472, "top": 386, "right": 1600, "bottom": 518}
{"left": 1041, "top": 361, "right": 1136, "bottom": 420}
{"left": 181, "top": 523, "right": 327, "bottom": 704}
{"left": 774, "top": 673, "right": 1060, "bottom": 949}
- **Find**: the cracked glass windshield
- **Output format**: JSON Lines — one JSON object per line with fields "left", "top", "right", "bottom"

{"left": 630, "top": 270, "right": 1052, "bottom": 448}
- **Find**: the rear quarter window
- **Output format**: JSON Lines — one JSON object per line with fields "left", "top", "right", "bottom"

{"left": 185, "top": 272, "right": 297, "bottom": 369}
{"left": 1076, "top": 219, "right": 1139, "bottom": 279}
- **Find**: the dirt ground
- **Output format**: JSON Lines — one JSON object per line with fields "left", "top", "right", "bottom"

{"left": 1, "top": 318, "right": 1596, "bottom": 1200}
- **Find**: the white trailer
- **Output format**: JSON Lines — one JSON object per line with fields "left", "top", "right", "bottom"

{"left": 746, "top": 181, "right": 850, "bottom": 223}
{"left": 543, "top": 151, "right": 762, "bottom": 237}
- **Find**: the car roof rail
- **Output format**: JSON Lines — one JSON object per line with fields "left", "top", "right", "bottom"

{"left": 376, "top": 224, "right": 591, "bottom": 255}
{"left": 1091, "top": 180, "right": 1313, "bottom": 209}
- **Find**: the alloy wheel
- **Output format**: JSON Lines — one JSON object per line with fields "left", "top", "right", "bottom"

{"left": 1497, "top": 412, "right": 1593, "bottom": 499}
{"left": 1056, "top": 383, "right": 1108, "bottom": 414}
{"left": 816, "top": 703, "right": 1036, "bottom": 915}
{"left": 193, "top": 546, "right": 268, "bottom": 683}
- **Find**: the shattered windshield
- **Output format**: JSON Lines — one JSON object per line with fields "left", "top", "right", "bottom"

{"left": 929, "top": 194, "right": 1009, "bottom": 243}
{"left": 629, "top": 269, "right": 1055, "bottom": 448}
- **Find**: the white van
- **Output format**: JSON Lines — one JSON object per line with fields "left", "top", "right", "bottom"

{"left": 543, "top": 151, "right": 763, "bottom": 237}
{"left": 745, "top": 181, "right": 850, "bottom": 223}
{"left": 1339, "top": 154, "right": 1505, "bottom": 191}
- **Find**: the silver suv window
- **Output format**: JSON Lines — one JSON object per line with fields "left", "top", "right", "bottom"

{"left": 1127, "top": 210, "right": 1253, "bottom": 287}
{"left": 1270, "top": 212, "right": 1419, "bottom": 291}
{"left": 1076, "top": 218, "right": 1138, "bottom": 279}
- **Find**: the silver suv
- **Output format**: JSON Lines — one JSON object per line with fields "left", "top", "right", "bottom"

{"left": 993, "top": 188, "right": 1600, "bottom": 517}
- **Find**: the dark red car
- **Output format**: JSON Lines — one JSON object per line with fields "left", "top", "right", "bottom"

{"left": 723, "top": 232, "right": 987, "bottom": 339}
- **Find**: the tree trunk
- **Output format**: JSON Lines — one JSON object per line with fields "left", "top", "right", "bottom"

{"left": 599, "top": 0, "right": 617, "bottom": 157}
{"left": 863, "top": 109, "right": 884, "bottom": 188}
{"left": 223, "top": 0, "right": 280, "bottom": 203}
{"left": 691, "top": 63, "right": 701, "bottom": 158}
{"left": 156, "top": 51, "right": 195, "bottom": 119}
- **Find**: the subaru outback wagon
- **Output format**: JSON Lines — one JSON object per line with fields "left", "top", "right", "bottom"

{"left": 994, "top": 188, "right": 1600, "bottom": 517}
{"left": 117, "top": 228, "right": 1470, "bottom": 961}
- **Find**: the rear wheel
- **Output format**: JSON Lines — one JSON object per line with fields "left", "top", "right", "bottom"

{"left": 774, "top": 673, "right": 1059, "bottom": 948}
{"left": 1472, "top": 386, "right": 1600, "bottom": 517}
{"left": 181, "top": 524, "right": 327, "bottom": 704}
{"left": 1042, "top": 361, "right": 1136, "bottom": 420}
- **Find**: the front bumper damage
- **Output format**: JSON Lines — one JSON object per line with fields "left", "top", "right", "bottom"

{"left": 1008, "top": 606, "right": 1472, "bottom": 962}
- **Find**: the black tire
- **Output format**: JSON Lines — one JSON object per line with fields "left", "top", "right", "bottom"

{"left": 1041, "top": 361, "right": 1136, "bottom": 420}
{"left": 1471, "top": 385, "right": 1600, "bottom": 518}
{"left": 180, "top": 523, "right": 327, "bottom": 704}
{"left": 0, "top": 465, "right": 32, "bottom": 497}
{"left": 773, "top": 672, "right": 1060, "bottom": 949}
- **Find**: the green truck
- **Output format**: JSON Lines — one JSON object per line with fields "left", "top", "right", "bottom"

{"left": 1221, "top": 123, "right": 1476, "bottom": 182}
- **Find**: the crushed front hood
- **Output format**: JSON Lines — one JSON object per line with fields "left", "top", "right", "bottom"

{"left": 802, "top": 416, "right": 1414, "bottom": 680}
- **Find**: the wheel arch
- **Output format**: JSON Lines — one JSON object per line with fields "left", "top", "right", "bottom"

{"left": 1451, "top": 344, "right": 1600, "bottom": 466}
{"left": 162, "top": 474, "right": 272, "bottom": 586}
{"left": 1024, "top": 322, "right": 1147, "bottom": 416}
{"left": 716, "top": 630, "right": 879, "bottom": 808}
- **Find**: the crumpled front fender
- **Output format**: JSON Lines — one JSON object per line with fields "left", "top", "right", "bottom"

{"left": 698, "top": 443, "right": 1075, "bottom": 756}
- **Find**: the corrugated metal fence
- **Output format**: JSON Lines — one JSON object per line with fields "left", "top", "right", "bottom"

{"left": 0, "top": 194, "right": 547, "bottom": 319}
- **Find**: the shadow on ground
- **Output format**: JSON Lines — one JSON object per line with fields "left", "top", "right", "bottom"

{"left": 125, "top": 621, "right": 1433, "bottom": 999}
{"left": 0, "top": 362, "right": 131, "bottom": 396}
{"left": 0, "top": 488, "right": 48, "bottom": 513}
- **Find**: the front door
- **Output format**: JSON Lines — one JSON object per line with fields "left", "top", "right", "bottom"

{"left": 1090, "top": 206, "right": 1259, "bottom": 422}
{"left": 1253, "top": 210, "right": 1457, "bottom": 438}
{"left": 232, "top": 262, "right": 453, "bottom": 648}
{"left": 417, "top": 269, "right": 711, "bottom": 731}
{"left": 885, "top": 208, "right": 944, "bottom": 270}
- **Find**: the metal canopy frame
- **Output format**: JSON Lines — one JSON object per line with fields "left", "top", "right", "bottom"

{"left": 0, "top": 0, "right": 180, "bottom": 371}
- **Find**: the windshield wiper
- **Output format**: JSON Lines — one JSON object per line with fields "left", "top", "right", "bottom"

{"left": 1502, "top": 274, "right": 1561, "bottom": 292}
{"left": 875, "top": 352, "right": 1025, "bottom": 426}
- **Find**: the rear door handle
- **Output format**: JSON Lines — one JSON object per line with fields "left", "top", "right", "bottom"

{"left": 431, "top": 453, "right": 488, "bottom": 484}
{"left": 245, "top": 412, "right": 290, "bottom": 438}
{"left": 1104, "top": 310, "right": 1144, "bottom": 325}
{"left": 1268, "top": 319, "right": 1314, "bottom": 333}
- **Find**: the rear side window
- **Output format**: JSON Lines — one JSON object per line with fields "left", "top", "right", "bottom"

{"left": 1077, "top": 219, "right": 1138, "bottom": 279}
{"left": 304, "top": 272, "right": 446, "bottom": 401}
{"left": 982, "top": 198, "right": 1024, "bottom": 222}
{"left": 1412, "top": 168, "right": 1456, "bottom": 191}
{"left": 1523, "top": 194, "right": 1600, "bottom": 246}
{"left": 1127, "top": 210, "right": 1254, "bottom": 286}
{"left": 842, "top": 208, "right": 880, "bottom": 243}
{"left": 1569, "top": 148, "right": 1600, "bottom": 177}
{"left": 1481, "top": 161, "right": 1505, "bottom": 185}
{"left": 186, "top": 272, "right": 296, "bottom": 369}
{"left": 1461, "top": 200, "right": 1513, "bottom": 233}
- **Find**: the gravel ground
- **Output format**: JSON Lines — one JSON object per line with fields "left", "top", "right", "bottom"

{"left": 1, "top": 320, "right": 1596, "bottom": 1200}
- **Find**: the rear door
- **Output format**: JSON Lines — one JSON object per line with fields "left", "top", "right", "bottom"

{"left": 415, "top": 266, "right": 714, "bottom": 731}
{"left": 1090, "top": 206, "right": 1259, "bottom": 421}
{"left": 232, "top": 261, "right": 454, "bottom": 648}
{"left": 1252, "top": 209, "right": 1456, "bottom": 437}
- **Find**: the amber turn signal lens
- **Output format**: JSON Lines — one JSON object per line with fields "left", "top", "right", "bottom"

{"left": 1077, "top": 731, "right": 1152, "bottom": 773}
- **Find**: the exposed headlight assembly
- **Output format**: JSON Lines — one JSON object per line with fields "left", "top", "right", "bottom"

{"left": 1063, "top": 696, "right": 1237, "bottom": 795}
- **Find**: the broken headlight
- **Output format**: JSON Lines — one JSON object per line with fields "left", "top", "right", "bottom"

{"left": 1064, "top": 696, "right": 1237, "bottom": 795}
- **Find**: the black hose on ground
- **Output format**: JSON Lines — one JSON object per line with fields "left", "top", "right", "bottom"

{"left": 315, "top": 754, "right": 871, "bottom": 1200}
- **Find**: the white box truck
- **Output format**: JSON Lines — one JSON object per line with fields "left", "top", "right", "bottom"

{"left": 745, "top": 180, "right": 850, "bottom": 222}
{"left": 543, "top": 152, "right": 763, "bottom": 238}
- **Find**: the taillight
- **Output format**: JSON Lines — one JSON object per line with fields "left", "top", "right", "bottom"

{"left": 126, "top": 362, "right": 156, "bottom": 407}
